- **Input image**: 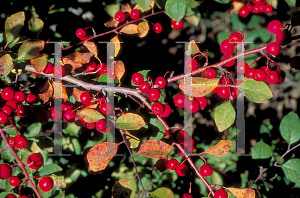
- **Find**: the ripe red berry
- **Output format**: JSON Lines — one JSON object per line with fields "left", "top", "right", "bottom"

{"left": 62, "top": 102, "right": 73, "bottom": 112}
{"left": 147, "top": 88, "right": 160, "bottom": 101}
{"left": 203, "top": 68, "right": 217, "bottom": 79}
{"left": 17, "top": 105, "right": 28, "bottom": 117}
{"left": 8, "top": 137, "right": 15, "bottom": 147}
{"left": 246, "top": 4, "right": 253, "bottom": 12}
{"left": 229, "top": 32, "right": 243, "bottom": 43}
{"left": 43, "top": 62, "right": 54, "bottom": 74}
{"left": 174, "top": 94, "right": 186, "bottom": 108}
{"left": 27, "top": 153, "right": 43, "bottom": 169}
{"left": 13, "top": 91, "right": 25, "bottom": 103}
{"left": 97, "top": 97, "right": 106, "bottom": 105}
{"left": 139, "top": 81, "right": 151, "bottom": 93}
{"left": 160, "top": 104, "right": 171, "bottom": 118}
{"left": 217, "top": 86, "right": 230, "bottom": 99}
{"left": 114, "top": 11, "right": 126, "bottom": 22}
{"left": 151, "top": 102, "right": 164, "bottom": 115}
{"left": 222, "top": 54, "right": 236, "bottom": 67}
{"left": 1, "top": 87, "right": 15, "bottom": 101}
{"left": 25, "top": 93, "right": 37, "bottom": 104}
{"left": 15, "top": 134, "right": 28, "bottom": 149}
{"left": 53, "top": 66, "right": 66, "bottom": 78}
{"left": 75, "top": 118, "right": 87, "bottom": 127}
{"left": 172, "top": 20, "right": 184, "bottom": 30}
{"left": 80, "top": 92, "right": 92, "bottom": 104}
{"left": 175, "top": 163, "right": 188, "bottom": 176}
{"left": 176, "top": 130, "right": 190, "bottom": 144}
{"left": 260, "top": 66, "right": 271, "bottom": 74}
{"left": 130, "top": 9, "right": 140, "bottom": 20}
{"left": 253, "top": 69, "right": 266, "bottom": 81}
{"left": 239, "top": 6, "right": 249, "bottom": 18}
{"left": 195, "top": 97, "right": 208, "bottom": 108}
{"left": 181, "top": 193, "right": 193, "bottom": 198}
{"left": 132, "top": 73, "right": 144, "bottom": 85}
{"left": 253, "top": 5, "right": 260, "bottom": 13}
{"left": 50, "top": 107, "right": 61, "bottom": 121}
{"left": 9, "top": 176, "right": 21, "bottom": 187}
{"left": 182, "top": 138, "right": 194, "bottom": 149}
{"left": 107, "top": 67, "right": 117, "bottom": 79}
{"left": 76, "top": 28, "right": 88, "bottom": 39}
{"left": 99, "top": 103, "right": 113, "bottom": 115}
{"left": 258, "top": 3, "right": 265, "bottom": 13}
{"left": 0, "top": 111, "right": 8, "bottom": 124}
{"left": 63, "top": 110, "right": 76, "bottom": 122}
{"left": 185, "top": 100, "right": 199, "bottom": 113}
{"left": 164, "top": 129, "right": 173, "bottom": 136}
{"left": 167, "top": 159, "right": 179, "bottom": 170}
{"left": 267, "top": 20, "right": 283, "bottom": 34}
{"left": 6, "top": 194, "right": 17, "bottom": 198}
{"left": 86, "top": 122, "right": 96, "bottom": 129}
{"left": 221, "top": 76, "right": 234, "bottom": 85}
{"left": 266, "top": 71, "right": 279, "bottom": 84}
{"left": 252, "top": 0, "right": 263, "bottom": 4}
{"left": 276, "top": 29, "right": 291, "bottom": 46}
{"left": 0, "top": 164, "right": 12, "bottom": 179}
{"left": 220, "top": 39, "right": 235, "bottom": 54}
{"left": 38, "top": 176, "right": 54, "bottom": 192}
{"left": 245, "top": 68, "right": 256, "bottom": 78}
{"left": 264, "top": 4, "right": 273, "bottom": 13}
{"left": 199, "top": 164, "right": 213, "bottom": 177}
{"left": 277, "top": 68, "right": 285, "bottom": 83}
{"left": 266, "top": 42, "right": 280, "bottom": 56}
{"left": 86, "top": 61, "right": 97, "bottom": 73}
{"left": 290, "top": 56, "right": 300, "bottom": 70}
{"left": 97, "top": 63, "right": 108, "bottom": 75}
{"left": 155, "top": 76, "right": 167, "bottom": 88}
{"left": 237, "top": 62, "right": 249, "bottom": 73}
{"left": 214, "top": 189, "right": 228, "bottom": 198}
{"left": 185, "top": 58, "right": 199, "bottom": 72}
{"left": 36, "top": 109, "right": 51, "bottom": 122}
{"left": 152, "top": 23, "right": 163, "bottom": 34}
{"left": 155, "top": 159, "right": 168, "bottom": 172}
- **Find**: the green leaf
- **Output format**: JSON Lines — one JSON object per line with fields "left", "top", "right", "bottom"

{"left": 8, "top": 36, "right": 20, "bottom": 48}
{"left": 5, "top": 11, "right": 25, "bottom": 45}
{"left": 39, "top": 164, "right": 63, "bottom": 177}
{"left": 1, "top": 148, "right": 15, "bottom": 162}
{"left": 252, "top": 141, "right": 273, "bottom": 159}
{"left": 18, "top": 39, "right": 45, "bottom": 61}
{"left": 151, "top": 187, "right": 174, "bottom": 198}
{"left": 259, "top": 122, "right": 273, "bottom": 137}
{"left": 54, "top": 192, "right": 65, "bottom": 198}
{"left": 105, "top": 3, "right": 120, "bottom": 18}
{"left": 230, "top": 14, "right": 246, "bottom": 31}
{"left": 135, "top": 0, "right": 153, "bottom": 9}
{"left": 285, "top": 0, "right": 296, "bottom": 7}
{"left": 0, "top": 54, "right": 13, "bottom": 78}
{"left": 24, "top": 122, "right": 41, "bottom": 137}
{"left": 279, "top": 112, "right": 300, "bottom": 145}
{"left": 115, "top": 113, "right": 146, "bottom": 130}
{"left": 247, "top": 15, "right": 264, "bottom": 28}
{"left": 156, "top": 0, "right": 167, "bottom": 9}
{"left": 0, "top": 33, "right": 3, "bottom": 43}
{"left": 214, "top": 102, "right": 236, "bottom": 132}
{"left": 246, "top": 28, "right": 272, "bottom": 43}
{"left": 214, "top": 0, "right": 231, "bottom": 3}
{"left": 240, "top": 77, "right": 273, "bottom": 103}
{"left": 282, "top": 158, "right": 300, "bottom": 183}
{"left": 64, "top": 122, "right": 81, "bottom": 136}
{"left": 0, "top": 192, "right": 19, "bottom": 198}
{"left": 217, "top": 31, "right": 231, "bottom": 46}
{"left": 28, "top": 18, "right": 44, "bottom": 35}
{"left": 112, "top": 178, "right": 136, "bottom": 198}
{"left": 186, "top": 0, "right": 198, "bottom": 8}
{"left": 184, "top": 7, "right": 201, "bottom": 27}
{"left": 165, "top": 0, "right": 187, "bottom": 22}
{"left": 93, "top": 73, "right": 119, "bottom": 83}
{"left": 71, "top": 138, "right": 81, "bottom": 155}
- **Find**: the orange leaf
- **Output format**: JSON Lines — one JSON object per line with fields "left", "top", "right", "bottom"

{"left": 37, "top": 81, "right": 53, "bottom": 103}
{"left": 179, "top": 77, "right": 220, "bottom": 97}
{"left": 137, "top": 21, "right": 149, "bottom": 38}
{"left": 52, "top": 85, "right": 68, "bottom": 102}
{"left": 112, "top": 60, "right": 125, "bottom": 82}
{"left": 110, "top": 36, "right": 121, "bottom": 58}
{"left": 185, "top": 40, "right": 200, "bottom": 56}
{"left": 120, "top": 24, "right": 139, "bottom": 34}
{"left": 83, "top": 40, "right": 100, "bottom": 62}
{"left": 104, "top": 17, "right": 119, "bottom": 28}
{"left": 63, "top": 52, "right": 94, "bottom": 72}
{"left": 30, "top": 54, "right": 48, "bottom": 72}
{"left": 137, "top": 139, "right": 173, "bottom": 159}
{"left": 72, "top": 87, "right": 86, "bottom": 102}
{"left": 225, "top": 188, "right": 255, "bottom": 198}
{"left": 231, "top": 2, "right": 245, "bottom": 14}
{"left": 203, "top": 140, "right": 232, "bottom": 157}
{"left": 87, "top": 142, "right": 118, "bottom": 172}
{"left": 121, "top": 3, "right": 132, "bottom": 13}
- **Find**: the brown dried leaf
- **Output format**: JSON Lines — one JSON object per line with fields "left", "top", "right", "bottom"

{"left": 137, "top": 21, "right": 149, "bottom": 38}
{"left": 137, "top": 139, "right": 173, "bottom": 159}
{"left": 104, "top": 17, "right": 119, "bottom": 28}
{"left": 38, "top": 81, "right": 53, "bottom": 103}
{"left": 120, "top": 24, "right": 139, "bottom": 34}
{"left": 30, "top": 54, "right": 48, "bottom": 72}
{"left": 179, "top": 77, "right": 220, "bottom": 97}
{"left": 110, "top": 36, "right": 121, "bottom": 58}
{"left": 83, "top": 40, "right": 100, "bottom": 62}
{"left": 225, "top": 188, "right": 255, "bottom": 198}
{"left": 62, "top": 52, "right": 93, "bottom": 72}
{"left": 0, "top": 54, "right": 13, "bottom": 78}
{"left": 185, "top": 40, "right": 200, "bottom": 56}
{"left": 61, "top": 86, "right": 68, "bottom": 102}
{"left": 121, "top": 3, "right": 132, "bottom": 13}
{"left": 87, "top": 142, "right": 118, "bottom": 172}
{"left": 72, "top": 87, "right": 86, "bottom": 102}
{"left": 112, "top": 60, "right": 125, "bottom": 82}
{"left": 203, "top": 140, "right": 232, "bottom": 157}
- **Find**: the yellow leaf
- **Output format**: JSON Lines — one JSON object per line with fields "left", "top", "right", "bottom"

{"left": 137, "top": 21, "right": 150, "bottom": 38}
{"left": 185, "top": 40, "right": 200, "bottom": 56}
{"left": 83, "top": 40, "right": 101, "bottom": 62}
{"left": 120, "top": 24, "right": 139, "bottom": 34}
{"left": 203, "top": 140, "right": 232, "bottom": 157}
{"left": 137, "top": 139, "right": 173, "bottom": 159}
{"left": 225, "top": 188, "right": 255, "bottom": 198}
{"left": 110, "top": 36, "right": 121, "bottom": 58}
{"left": 125, "top": 131, "right": 140, "bottom": 149}
{"left": 179, "top": 77, "right": 220, "bottom": 97}
{"left": 112, "top": 60, "right": 125, "bottom": 82}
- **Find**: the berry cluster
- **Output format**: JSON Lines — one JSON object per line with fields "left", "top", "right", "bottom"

{"left": 239, "top": 0, "right": 274, "bottom": 18}
{"left": 155, "top": 158, "right": 189, "bottom": 177}
{"left": 245, "top": 64, "right": 285, "bottom": 84}
{"left": 173, "top": 94, "right": 208, "bottom": 112}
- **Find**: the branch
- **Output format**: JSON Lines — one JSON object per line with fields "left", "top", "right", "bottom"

{"left": 0, "top": 128, "right": 42, "bottom": 198}
{"left": 274, "top": 143, "right": 300, "bottom": 167}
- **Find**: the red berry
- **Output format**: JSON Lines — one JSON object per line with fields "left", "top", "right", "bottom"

{"left": 221, "top": 76, "right": 234, "bottom": 85}
{"left": 50, "top": 107, "right": 61, "bottom": 121}
{"left": 290, "top": 56, "right": 300, "bottom": 69}
{"left": 229, "top": 32, "right": 243, "bottom": 43}
{"left": 36, "top": 109, "right": 50, "bottom": 122}
{"left": 80, "top": 92, "right": 92, "bottom": 104}
{"left": 0, "top": 164, "right": 12, "bottom": 179}
{"left": 266, "top": 71, "right": 279, "bottom": 84}
{"left": 277, "top": 68, "right": 285, "bottom": 83}
{"left": 253, "top": 5, "right": 260, "bottom": 13}
{"left": 6, "top": 194, "right": 17, "bottom": 198}
{"left": 38, "top": 176, "right": 54, "bottom": 192}
{"left": 99, "top": 103, "right": 113, "bottom": 115}
{"left": 175, "top": 164, "right": 188, "bottom": 176}
{"left": 217, "top": 86, "right": 230, "bottom": 99}
{"left": 182, "top": 138, "right": 194, "bottom": 149}
{"left": 237, "top": 62, "right": 249, "bottom": 73}
{"left": 220, "top": 39, "right": 235, "bottom": 54}
{"left": 97, "top": 63, "right": 108, "bottom": 75}
{"left": 181, "top": 193, "right": 193, "bottom": 198}
{"left": 260, "top": 66, "right": 271, "bottom": 74}
{"left": 185, "top": 58, "right": 199, "bottom": 72}
{"left": 176, "top": 130, "right": 190, "bottom": 144}
{"left": 266, "top": 42, "right": 280, "bottom": 56}
{"left": 155, "top": 76, "right": 167, "bottom": 88}
{"left": 258, "top": 3, "right": 265, "bottom": 13}
{"left": 214, "top": 189, "right": 228, "bottom": 198}
{"left": 62, "top": 102, "right": 73, "bottom": 112}
{"left": 199, "top": 164, "right": 213, "bottom": 177}
{"left": 230, "top": 87, "right": 239, "bottom": 100}
{"left": 185, "top": 100, "right": 199, "bottom": 113}
{"left": 264, "top": 4, "right": 273, "bottom": 13}
{"left": 97, "top": 97, "right": 106, "bottom": 104}
{"left": 1, "top": 87, "right": 15, "bottom": 101}
{"left": 75, "top": 118, "right": 87, "bottom": 127}
{"left": 147, "top": 88, "right": 160, "bottom": 101}
{"left": 96, "top": 119, "right": 106, "bottom": 131}
{"left": 8, "top": 137, "right": 15, "bottom": 147}
{"left": 17, "top": 105, "right": 28, "bottom": 117}
{"left": 160, "top": 104, "right": 171, "bottom": 118}
{"left": 114, "top": 11, "right": 126, "bottom": 22}
{"left": 151, "top": 102, "right": 164, "bottom": 115}
{"left": 27, "top": 153, "right": 44, "bottom": 169}
{"left": 222, "top": 54, "right": 236, "bottom": 67}
{"left": 53, "top": 66, "right": 66, "bottom": 78}
{"left": 43, "top": 62, "right": 54, "bottom": 74}
{"left": 253, "top": 69, "right": 266, "bottom": 81}
{"left": 267, "top": 20, "right": 283, "bottom": 34}
{"left": 276, "top": 29, "right": 291, "bottom": 46}
{"left": 15, "top": 134, "right": 28, "bottom": 149}
{"left": 139, "top": 81, "right": 151, "bottom": 93}
{"left": 25, "top": 93, "right": 37, "bottom": 104}
{"left": 76, "top": 28, "right": 87, "bottom": 39}
{"left": 172, "top": 20, "right": 184, "bottom": 30}
{"left": 152, "top": 23, "right": 163, "bottom": 34}
{"left": 173, "top": 94, "right": 186, "bottom": 108}
{"left": 246, "top": 4, "right": 253, "bottom": 12}
{"left": 252, "top": 0, "right": 263, "bottom": 4}
{"left": 155, "top": 159, "right": 168, "bottom": 172}
{"left": 203, "top": 68, "right": 217, "bottom": 79}
{"left": 130, "top": 9, "right": 140, "bottom": 20}
{"left": 132, "top": 73, "right": 144, "bottom": 85}
{"left": 63, "top": 110, "right": 76, "bottom": 122}
{"left": 86, "top": 61, "right": 97, "bottom": 73}
{"left": 0, "top": 111, "right": 8, "bottom": 124}
{"left": 245, "top": 68, "right": 256, "bottom": 78}
{"left": 195, "top": 97, "right": 208, "bottom": 108}
{"left": 107, "top": 67, "right": 117, "bottom": 79}
{"left": 9, "top": 176, "right": 21, "bottom": 187}
{"left": 13, "top": 91, "right": 26, "bottom": 103}
{"left": 239, "top": 6, "right": 249, "bottom": 18}
{"left": 86, "top": 122, "right": 96, "bottom": 129}
{"left": 167, "top": 159, "right": 179, "bottom": 170}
